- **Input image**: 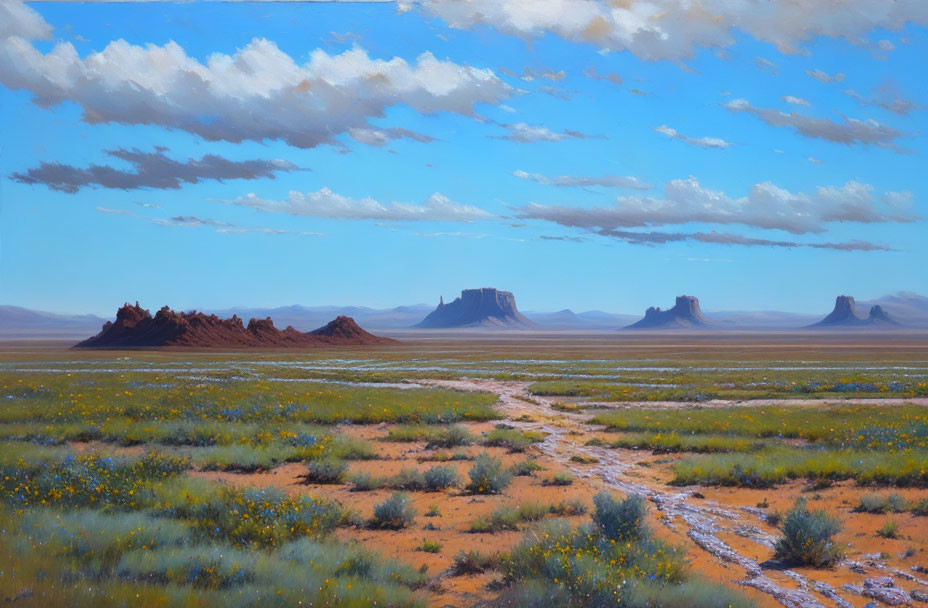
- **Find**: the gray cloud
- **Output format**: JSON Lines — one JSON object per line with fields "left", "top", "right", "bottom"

{"left": 843, "top": 86, "right": 925, "bottom": 115}
{"left": 806, "top": 69, "right": 846, "bottom": 83}
{"left": 347, "top": 127, "right": 436, "bottom": 146}
{"left": 96, "top": 206, "right": 322, "bottom": 236}
{"left": 492, "top": 123, "right": 600, "bottom": 143}
{"left": 0, "top": 1, "right": 511, "bottom": 149}
{"left": 654, "top": 125, "right": 734, "bottom": 149}
{"left": 516, "top": 176, "right": 918, "bottom": 235}
{"left": 11, "top": 147, "right": 298, "bottom": 193}
{"left": 511, "top": 170, "right": 651, "bottom": 190}
{"left": 582, "top": 65, "right": 622, "bottom": 86}
{"left": 595, "top": 227, "right": 891, "bottom": 251}
{"left": 403, "top": 0, "right": 928, "bottom": 61}
{"left": 724, "top": 99, "right": 908, "bottom": 151}
{"left": 222, "top": 189, "right": 492, "bottom": 222}
{"left": 499, "top": 66, "right": 566, "bottom": 82}
{"left": 754, "top": 57, "right": 778, "bottom": 74}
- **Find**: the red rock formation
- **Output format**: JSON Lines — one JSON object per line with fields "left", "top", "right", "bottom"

{"left": 75, "top": 303, "right": 396, "bottom": 348}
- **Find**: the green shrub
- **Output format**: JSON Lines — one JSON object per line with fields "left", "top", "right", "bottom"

{"left": 856, "top": 493, "right": 889, "bottom": 513}
{"left": 593, "top": 492, "right": 649, "bottom": 543}
{"left": 483, "top": 427, "right": 545, "bottom": 452}
{"left": 542, "top": 472, "right": 574, "bottom": 486}
{"left": 349, "top": 472, "right": 387, "bottom": 491}
{"left": 185, "top": 485, "right": 342, "bottom": 547}
{"left": 423, "top": 465, "right": 459, "bottom": 491}
{"left": 329, "top": 436, "right": 377, "bottom": 460}
{"left": 426, "top": 425, "right": 476, "bottom": 449}
{"left": 510, "top": 459, "right": 543, "bottom": 476}
{"left": 877, "top": 520, "right": 899, "bottom": 539}
{"left": 451, "top": 550, "right": 498, "bottom": 575}
{"left": 466, "top": 455, "right": 512, "bottom": 495}
{"left": 773, "top": 499, "right": 843, "bottom": 567}
{"left": 912, "top": 498, "right": 928, "bottom": 516}
{"left": 418, "top": 539, "right": 442, "bottom": 553}
{"left": 549, "top": 499, "right": 588, "bottom": 516}
{"left": 303, "top": 459, "right": 348, "bottom": 484}
{"left": 371, "top": 492, "right": 416, "bottom": 529}
{"left": 390, "top": 468, "right": 426, "bottom": 491}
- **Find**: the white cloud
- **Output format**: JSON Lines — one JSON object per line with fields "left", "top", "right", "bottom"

{"left": 781, "top": 95, "right": 810, "bottom": 106}
{"left": 516, "top": 176, "right": 918, "bottom": 235}
{"left": 491, "top": 122, "right": 598, "bottom": 143}
{"left": 222, "top": 189, "right": 492, "bottom": 222}
{"left": 511, "top": 170, "right": 651, "bottom": 190}
{"left": 403, "top": 0, "right": 928, "bottom": 61}
{"left": 654, "top": 125, "right": 734, "bottom": 149}
{"left": 0, "top": 0, "right": 510, "bottom": 149}
{"left": 725, "top": 98, "right": 907, "bottom": 151}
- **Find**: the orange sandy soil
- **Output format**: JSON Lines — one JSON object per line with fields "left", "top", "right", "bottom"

{"left": 68, "top": 418, "right": 928, "bottom": 608}
{"left": 180, "top": 421, "right": 781, "bottom": 608}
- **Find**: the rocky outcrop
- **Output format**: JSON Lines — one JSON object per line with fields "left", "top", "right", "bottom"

{"left": 414, "top": 288, "right": 534, "bottom": 328}
{"left": 626, "top": 295, "right": 708, "bottom": 329}
{"left": 867, "top": 305, "right": 901, "bottom": 327}
{"left": 75, "top": 303, "right": 395, "bottom": 348}
{"left": 808, "top": 296, "right": 902, "bottom": 328}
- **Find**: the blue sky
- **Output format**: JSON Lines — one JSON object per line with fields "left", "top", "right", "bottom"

{"left": 1, "top": 0, "right": 925, "bottom": 316}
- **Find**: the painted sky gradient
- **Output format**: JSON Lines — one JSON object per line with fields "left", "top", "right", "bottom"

{"left": 0, "top": 0, "right": 925, "bottom": 316}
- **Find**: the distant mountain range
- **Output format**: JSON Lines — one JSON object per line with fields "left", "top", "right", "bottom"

{"left": 3, "top": 292, "right": 928, "bottom": 338}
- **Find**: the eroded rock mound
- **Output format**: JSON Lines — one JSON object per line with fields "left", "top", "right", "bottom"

{"left": 808, "top": 296, "right": 902, "bottom": 328}
{"left": 626, "top": 295, "right": 708, "bottom": 329}
{"left": 414, "top": 288, "right": 534, "bottom": 328}
{"left": 75, "top": 303, "right": 395, "bottom": 348}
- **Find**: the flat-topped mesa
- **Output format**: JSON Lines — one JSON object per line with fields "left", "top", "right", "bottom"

{"left": 414, "top": 287, "right": 535, "bottom": 328}
{"left": 75, "top": 303, "right": 395, "bottom": 348}
{"left": 626, "top": 295, "right": 708, "bottom": 329}
{"left": 807, "top": 295, "right": 903, "bottom": 328}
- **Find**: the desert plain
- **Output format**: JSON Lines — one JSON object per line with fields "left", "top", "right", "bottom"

{"left": 1, "top": 330, "right": 926, "bottom": 608}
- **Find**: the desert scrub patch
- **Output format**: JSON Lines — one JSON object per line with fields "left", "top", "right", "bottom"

{"left": 609, "top": 431, "right": 764, "bottom": 454}
{"left": 672, "top": 447, "right": 928, "bottom": 487}
{"left": 470, "top": 501, "right": 579, "bottom": 533}
{"left": 482, "top": 427, "right": 545, "bottom": 452}
{"left": 452, "top": 550, "right": 500, "bottom": 575}
{"left": 855, "top": 493, "right": 909, "bottom": 514}
{"left": 0, "top": 451, "right": 189, "bottom": 510}
{"left": 328, "top": 436, "right": 377, "bottom": 460}
{"left": 422, "top": 465, "right": 459, "bottom": 491}
{"left": 371, "top": 492, "right": 416, "bottom": 529}
{"left": 877, "top": 520, "right": 900, "bottom": 539}
{"left": 773, "top": 499, "right": 843, "bottom": 567}
{"left": 509, "top": 458, "right": 543, "bottom": 476}
{"left": 426, "top": 425, "right": 477, "bottom": 449}
{"left": 348, "top": 472, "right": 388, "bottom": 492}
{"left": 465, "top": 454, "right": 512, "bottom": 495}
{"left": 569, "top": 454, "right": 598, "bottom": 464}
{"left": 592, "top": 403, "right": 928, "bottom": 449}
{"left": 191, "top": 444, "right": 290, "bottom": 472}
{"left": 418, "top": 539, "right": 442, "bottom": 553}
{"left": 179, "top": 485, "right": 343, "bottom": 547}
{"left": 302, "top": 459, "right": 349, "bottom": 484}
{"left": 542, "top": 472, "right": 574, "bottom": 487}
{"left": 2, "top": 376, "right": 500, "bottom": 426}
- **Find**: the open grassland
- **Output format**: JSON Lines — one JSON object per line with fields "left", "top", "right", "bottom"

{"left": 1, "top": 335, "right": 928, "bottom": 607}
{"left": 591, "top": 403, "right": 928, "bottom": 486}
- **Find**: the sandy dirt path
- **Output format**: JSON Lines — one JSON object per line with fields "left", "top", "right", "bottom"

{"left": 422, "top": 378, "right": 928, "bottom": 608}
